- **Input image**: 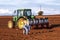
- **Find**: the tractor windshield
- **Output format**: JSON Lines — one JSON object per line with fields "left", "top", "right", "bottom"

{"left": 18, "top": 11, "right": 23, "bottom": 16}
{"left": 24, "top": 11, "right": 31, "bottom": 16}
{"left": 26, "top": 11, "right": 31, "bottom": 16}
{"left": 17, "top": 9, "right": 32, "bottom": 18}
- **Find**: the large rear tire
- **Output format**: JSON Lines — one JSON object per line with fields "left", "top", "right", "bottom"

{"left": 8, "top": 20, "right": 13, "bottom": 28}
{"left": 17, "top": 18, "right": 25, "bottom": 29}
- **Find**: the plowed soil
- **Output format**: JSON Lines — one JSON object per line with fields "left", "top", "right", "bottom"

{"left": 0, "top": 16, "right": 60, "bottom": 40}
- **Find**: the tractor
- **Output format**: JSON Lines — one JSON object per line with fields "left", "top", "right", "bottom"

{"left": 8, "top": 9, "right": 35, "bottom": 29}
{"left": 8, "top": 9, "right": 49, "bottom": 29}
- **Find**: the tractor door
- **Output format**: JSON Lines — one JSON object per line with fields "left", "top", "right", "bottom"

{"left": 23, "top": 10, "right": 32, "bottom": 19}
{"left": 17, "top": 10, "right": 23, "bottom": 17}
{"left": 24, "top": 10, "right": 32, "bottom": 16}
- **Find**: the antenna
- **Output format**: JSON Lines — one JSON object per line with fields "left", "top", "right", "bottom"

{"left": 40, "top": 5, "right": 41, "bottom": 11}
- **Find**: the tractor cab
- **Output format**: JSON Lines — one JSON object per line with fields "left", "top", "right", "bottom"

{"left": 17, "top": 9, "right": 32, "bottom": 18}
{"left": 13, "top": 9, "right": 34, "bottom": 22}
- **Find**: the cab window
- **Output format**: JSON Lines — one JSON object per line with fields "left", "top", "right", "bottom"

{"left": 27, "top": 11, "right": 31, "bottom": 16}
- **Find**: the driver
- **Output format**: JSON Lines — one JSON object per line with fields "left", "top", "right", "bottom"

{"left": 23, "top": 17, "right": 31, "bottom": 35}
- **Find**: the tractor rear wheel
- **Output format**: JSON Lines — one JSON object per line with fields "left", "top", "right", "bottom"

{"left": 17, "top": 18, "right": 25, "bottom": 29}
{"left": 8, "top": 20, "right": 13, "bottom": 28}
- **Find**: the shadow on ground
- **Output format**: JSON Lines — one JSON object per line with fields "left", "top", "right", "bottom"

{"left": 50, "top": 24, "right": 60, "bottom": 29}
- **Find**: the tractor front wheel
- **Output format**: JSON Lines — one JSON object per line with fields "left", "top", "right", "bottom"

{"left": 8, "top": 20, "right": 13, "bottom": 28}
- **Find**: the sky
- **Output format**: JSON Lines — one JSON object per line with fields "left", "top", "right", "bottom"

{"left": 0, "top": 0, "right": 60, "bottom": 16}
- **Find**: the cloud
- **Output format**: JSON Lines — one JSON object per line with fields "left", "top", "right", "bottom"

{"left": 31, "top": 7, "right": 60, "bottom": 15}
{"left": 0, "top": 0, "right": 60, "bottom": 16}
{"left": 0, "top": 9, "right": 11, "bottom": 13}
{"left": 42, "top": 8, "right": 60, "bottom": 15}
{"left": 44, "top": 2, "right": 60, "bottom": 6}
{"left": 0, "top": 9, "right": 13, "bottom": 16}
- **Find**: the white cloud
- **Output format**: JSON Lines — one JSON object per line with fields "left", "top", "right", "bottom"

{"left": 0, "top": 8, "right": 60, "bottom": 16}
{"left": 31, "top": 7, "right": 60, "bottom": 15}
{"left": 0, "top": 0, "right": 60, "bottom": 16}
{"left": 0, "top": 9, "right": 13, "bottom": 16}
{"left": 0, "top": 0, "right": 54, "bottom": 5}
{"left": 41, "top": 0, "right": 60, "bottom": 6}
{"left": 0, "top": 0, "right": 29, "bottom": 5}
{"left": 45, "top": 2, "right": 60, "bottom": 5}
{"left": 41, "top": 8, "right": 60, "bottom": 15}
{"left": 0, "top": 9, "right": 10, "bottom": 13}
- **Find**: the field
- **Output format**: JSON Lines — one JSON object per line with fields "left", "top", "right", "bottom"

{"left": 0, "top": 15, "right": 60, "bottom": 40}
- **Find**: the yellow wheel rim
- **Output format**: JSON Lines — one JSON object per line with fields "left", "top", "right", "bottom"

{"left": 8, "top": 21, "right": 13, "bottom": 28}
{"left": 17, "top": 18, "right": 25, "bottom": 29}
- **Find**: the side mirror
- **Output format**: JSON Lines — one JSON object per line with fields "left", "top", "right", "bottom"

{"left": 14, "top": 10, "right": 16, "bottom": 14}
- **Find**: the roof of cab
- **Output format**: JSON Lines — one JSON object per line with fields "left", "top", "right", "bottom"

{"left": 17, "top": 9, "right": 31, "bottom": 11}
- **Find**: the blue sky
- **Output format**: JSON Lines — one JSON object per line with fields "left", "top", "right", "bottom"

{"left": 0, "top": 0, "right": 60, "bottom": 16}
